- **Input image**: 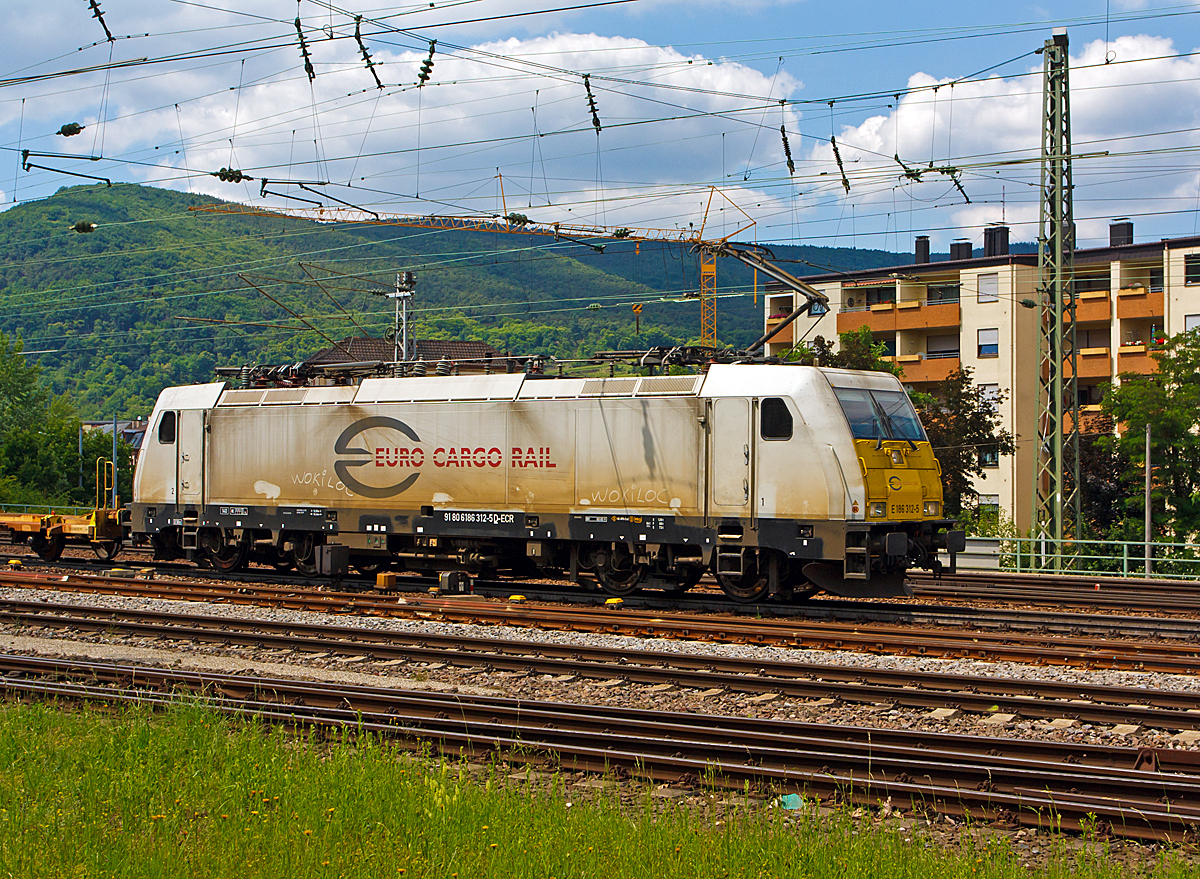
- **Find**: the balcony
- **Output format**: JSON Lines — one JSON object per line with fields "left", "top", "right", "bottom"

{"left": 894, "top": 353, "right": 960, "bottom": 384}
{"left": 1117, "top": 345, "right": 1157, "bottom": 375}
{"left": 1116, "top": 285, "right": 1164, "bottom": 320}
{"left": 1070, "top": 291, "right": 1111, "bottom": 323}
{"left": 763, "top": 312, "right": 793, "bottom": 343}
{"left": 1066, "top": 347, "right": 1112, "bottom": 380}
{"left": 895, "top": 300, "right": 961, "bottom": 331}
{"left": 837, "top": 302, "right": 896, "bottom": 334}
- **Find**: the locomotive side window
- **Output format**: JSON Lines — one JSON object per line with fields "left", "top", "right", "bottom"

{"left": 760, "top": 398, "right": 793, "bottom": 440}
{"left": 158, "top": 411, "right": 177, "bottom": 444}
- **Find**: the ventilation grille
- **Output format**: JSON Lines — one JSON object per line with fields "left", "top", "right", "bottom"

{"left": 217, "top": 390, "right": 265, "bottom": 407}
{"left": 260, "top": 389, "right": 309, "bottom": 405}
{"left": 580, "top": 378, "right": 640, "bottom": 397}
{"left": 634, "top": 375, "right": 703, "bottom": 396}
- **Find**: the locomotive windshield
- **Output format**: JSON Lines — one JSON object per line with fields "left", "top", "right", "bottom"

{"left": 833, "top": 387, "right": 926, "bottom": 442}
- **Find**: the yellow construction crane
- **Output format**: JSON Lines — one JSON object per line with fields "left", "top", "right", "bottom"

{"left": 191, "top": 184, "right": 825, "bottom": 345}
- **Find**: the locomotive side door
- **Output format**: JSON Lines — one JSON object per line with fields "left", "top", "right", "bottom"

{"left": 710, "top": 397, "right": 750, "bottom": 508}
{"left": 177, "top": 408, "right": 206, "bottom": 508}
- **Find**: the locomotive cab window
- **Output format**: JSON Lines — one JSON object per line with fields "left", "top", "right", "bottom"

{"left": 157, "top": 411, "right": 177, "bottom": 445}
{"left": 760, "top": 398, "right": 793, "bottom": 440}
{"left": 832, "top": 386, "right": 926, "bottom": 443}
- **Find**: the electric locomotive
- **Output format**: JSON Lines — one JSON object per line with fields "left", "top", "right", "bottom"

{"left": 129, "top": 363, "right": 963, "bottom": 602}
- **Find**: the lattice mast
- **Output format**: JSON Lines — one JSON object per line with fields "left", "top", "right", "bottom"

{"left": 1032, "top": 30, "right": 1082, "bottom": 559}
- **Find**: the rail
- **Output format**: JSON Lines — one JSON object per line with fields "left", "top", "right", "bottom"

{"left": 8, "top": 653, "right": 1200, "bottom": 841}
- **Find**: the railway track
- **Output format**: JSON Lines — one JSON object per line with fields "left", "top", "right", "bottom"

{"left": 912, "top": 569, "right": 1200, "bottom": 613}
{"left": 3, "top": 652, "right": 1198, "bottom": 842}
{"left": 16, "top": 538, "right": 1200, "bottom": 614}
{"left": 5, "top": 568, "right": 1200, "bottom": 672}
{"left": 7, "top": 597, "right": 1200, "bottom": 731}
{"left": 10, "top": 557, "right": 1200, "bottom": 640}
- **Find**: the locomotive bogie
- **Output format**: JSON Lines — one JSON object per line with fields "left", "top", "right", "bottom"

{"left": 130, "top": 366, "right": 962, "bottom": 600}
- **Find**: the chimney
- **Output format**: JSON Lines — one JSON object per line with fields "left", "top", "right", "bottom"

{"left": 1110, "top": 218, "right": 1133, "bottom": 247}
{"left": 950, "top": 239, "right": 973, "bottom": 261}
{"left": 914, "top": 235, "right": 930, "bottom": 264}
{"left": 984, "top": 225, "right": 1009, "bottom": 257}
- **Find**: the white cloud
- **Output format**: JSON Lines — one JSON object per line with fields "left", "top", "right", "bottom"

{"left": 799, "top": 33, "right": 1200, "bottom": 249}
{"left": 3, "top": 7, "right": 1200, "bottom": 251}
{"left": 7, "top": 20, "right": 801, "bottom": 231}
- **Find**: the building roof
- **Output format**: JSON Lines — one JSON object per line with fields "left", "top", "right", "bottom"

{"left": 785, "top": 233, "right": 1200, "bottom": 286}
{"left": 306, "top": 337, "right": 503, "bottom": 365}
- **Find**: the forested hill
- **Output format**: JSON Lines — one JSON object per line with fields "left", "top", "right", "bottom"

{"left": 0, "top": 183, "right": 922, "bottom": 418}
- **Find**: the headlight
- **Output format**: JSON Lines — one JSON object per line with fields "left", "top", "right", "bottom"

{"left": 923, "top": 501, "right": 940, "bottom": 517}
{"left": 869, "top": 502, "right": 887, "bottom": 517}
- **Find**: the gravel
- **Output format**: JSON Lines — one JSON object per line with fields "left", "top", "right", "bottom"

{"left": 0, "top": 584, "right": 1198, "bottom": 753}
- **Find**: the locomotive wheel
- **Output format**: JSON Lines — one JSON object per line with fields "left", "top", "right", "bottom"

{"left": 91, "top": 540, "right": 121, "bottom": 562}
{"left": 291, "top": 533, "right": 320, "bottom": 577}
{"left": 207, "top": 539, "right": 249, "bottom": 574}
{"left": 31, "top": 533, "right": 65, "bottom": 562}
{"left": 716, "top": 562, "right": 770, "bottom": 604}
{"left": 594, "top": 562, "right": 646, "bottom": 596}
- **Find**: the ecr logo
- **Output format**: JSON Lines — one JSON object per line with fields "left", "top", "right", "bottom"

{"left": 334, "top": 416, "right": 422, "bottom": 498}
{"left": 888, "top": 475, "right": 903, "bottom": 492}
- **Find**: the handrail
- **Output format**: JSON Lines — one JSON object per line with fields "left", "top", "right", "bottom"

{"left": 983, "top": 535, "right": 1200, "bottom": 580}
{"left": 827, "top": 444, "right": 856, "bottom": 520}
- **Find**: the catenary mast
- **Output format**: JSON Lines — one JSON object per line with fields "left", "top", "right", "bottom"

{"left": 1032, "top": 29, "right": 1082, "bottom": 564}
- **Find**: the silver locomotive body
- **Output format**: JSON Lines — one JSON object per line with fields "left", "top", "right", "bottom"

{"left": 131, "top": 364, "right": 960, "bottom": 601}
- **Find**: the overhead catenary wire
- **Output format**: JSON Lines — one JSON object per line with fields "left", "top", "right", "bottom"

{"left": 6, "top": 6, "right": 1200, "bottom": 340}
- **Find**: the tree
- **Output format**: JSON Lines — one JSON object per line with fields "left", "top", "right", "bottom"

{"left": 790, "top": 326, "right": 901, "bottom": 375}
{"left": 0, "top": 332, "right": 46, "bottom": 438}
{"left": 1078, "top": 414, "right": 1132, "bottom": 538}
{"left": 1102, "top": 330, "right": 1200, "bottom": 543}
{"left": 0, "top": 332, "right": 135, "bottom": 507}
{"left": 917, "top": 367, "right": 1015, "bottom": 519}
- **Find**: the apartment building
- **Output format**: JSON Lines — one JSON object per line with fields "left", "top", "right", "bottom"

{"left": 762, "top": 221, "right": 1200, "bottom": 527}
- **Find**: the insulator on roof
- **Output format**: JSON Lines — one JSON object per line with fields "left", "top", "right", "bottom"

{"left": 436, "top": 357, "right": 452, "bottom": 376}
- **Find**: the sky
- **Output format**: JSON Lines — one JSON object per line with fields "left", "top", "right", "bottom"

{"left": 4, "top": 0, "right": 1200, "bottom": 252}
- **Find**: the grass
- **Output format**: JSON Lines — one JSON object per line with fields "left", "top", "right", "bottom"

{"left": 0, "top": 700, "right": 1193, "bottom": 878}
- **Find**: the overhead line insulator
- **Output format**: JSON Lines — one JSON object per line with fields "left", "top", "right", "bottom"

{"left": 780, "top": 125, "right": 795, "bottom": 176}
{"left": 213, "top": 167, "right": 252, "bottom": 183}
{"left": 56, "top": 122, "right": 84, "bottom": 137}
{"left": 418, "top": 40, "right": 436, "bottom": 86}
{"left": 354, "top": 16, "right": 383, "bottom": 90}
{"left": 88, "top": 0, "right": 114, "bottom": 42}
{"left": 830, "top": 136, "right": 851, "bottom": 193}
{"left": 294, "top": 16, "right": 316, "bottom": 83}
{"left": 583, "top": 74, "right": 602, "bottom": 134}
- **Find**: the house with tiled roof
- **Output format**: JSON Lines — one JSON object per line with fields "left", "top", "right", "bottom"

{"left": 305, "top": 337, "right": 505, "bottom": 372}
